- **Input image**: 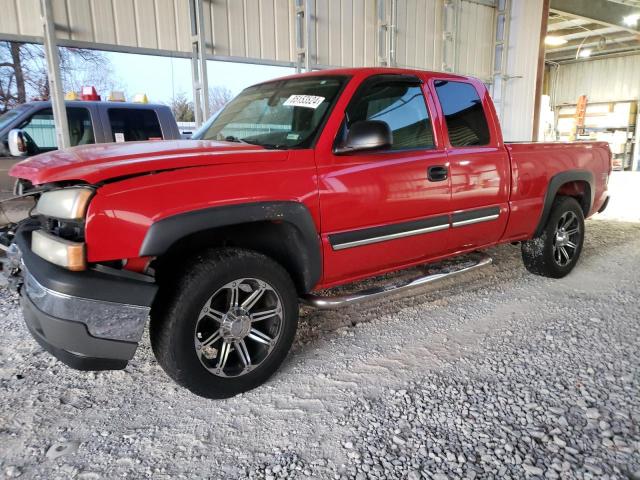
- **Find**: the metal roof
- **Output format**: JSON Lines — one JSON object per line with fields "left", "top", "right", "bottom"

{"left": 546, "top": 0, "right": 640, "bottom": 62}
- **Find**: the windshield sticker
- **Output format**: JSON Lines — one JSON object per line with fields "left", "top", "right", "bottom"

{"left": 286, "top": 133, "right": 300, "bottom": 140}
{"left": 283, "top": 95, "right": 325, "bottom": 109}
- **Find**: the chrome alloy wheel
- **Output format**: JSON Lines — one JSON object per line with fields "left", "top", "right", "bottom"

{"left": 194, "top": 278, "right": 283, "bottom": 377}
{"left": 553, "top": 211, "right": 580, "bottom": 267}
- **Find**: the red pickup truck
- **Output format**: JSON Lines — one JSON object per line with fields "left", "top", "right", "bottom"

{"left": 3, "top": 68, "right": 611, "bottom": 399}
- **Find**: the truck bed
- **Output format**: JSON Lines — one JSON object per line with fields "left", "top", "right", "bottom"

{"left": 502, "top": 141, "right": 611, "bottom": 242}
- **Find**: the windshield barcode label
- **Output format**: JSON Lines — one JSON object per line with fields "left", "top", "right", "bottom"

{"left": 283, "top": 95, "right": 325, "bottom": 109}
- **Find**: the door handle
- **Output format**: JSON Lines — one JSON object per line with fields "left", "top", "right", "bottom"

{"left": 427, "top": 165, "right": 448, "bottom": 182}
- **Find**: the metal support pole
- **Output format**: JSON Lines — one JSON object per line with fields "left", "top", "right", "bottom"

{"left": 532, "top": 0, "right": 550, "bottom": 141}
{"left": 378, "top": 0, "right": 397, "bottom": 67}
{"left": 377, "top": 0, "right": 387, "bottom": 66}
{"left": 442, "top": 0, "right": 459, "bottom": 73}
{"left": 389, "top": 0, "right": 397, "bottom": 67}
{"left": 633, "top": 106, "right": 640, "bottom": 171}
{"left": 304, "top": 0, "right": 313, "bottom": 71}
{"left": 40, "top": 0, "right": 70, "bottom": 149}
{"left": 295, "top": 0, "right": 306, "bottom": 72}
{"left": 189, "top": 0, "right": 209, "bottom": 126}
{"left": 490, "top": 0, "right": 511, "bottom": 123}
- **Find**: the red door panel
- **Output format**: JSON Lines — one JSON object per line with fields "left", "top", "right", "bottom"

{"left": 317, "top": 150, "right": 451, "bottom": 285}
{"left": 429, "top": 78, "right": 511, "bottom": 252}
{"left": 448, "top": 147, "right": 510, "bottom": 250}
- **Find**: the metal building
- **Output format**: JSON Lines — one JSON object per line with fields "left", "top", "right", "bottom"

{"left": 0, "top": 0, "right": 547, "bottom": 144}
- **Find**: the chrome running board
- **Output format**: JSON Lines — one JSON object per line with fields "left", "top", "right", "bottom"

{"left": 301, "top": 252, "right": 492, "bottom": 309}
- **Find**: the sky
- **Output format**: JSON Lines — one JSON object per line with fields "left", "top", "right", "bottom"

{"left": 106, "top": 51, "right": 295, "bottom": 104}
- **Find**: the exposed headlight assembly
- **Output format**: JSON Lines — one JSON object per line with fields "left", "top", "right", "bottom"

{"left": 36, "top": 187, "right": 94, "bottom": 220}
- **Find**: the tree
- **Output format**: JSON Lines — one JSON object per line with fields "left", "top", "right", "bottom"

{"left": 208, "top": 85, "right": 234, "bottom": 114}
{"left": 0, "top": 41, "right": 123, "bottom": 112}
{"left": 168, "top": 92, "right": 195, "bottom": 122}
{"left": 167, "top": 86, "right": 232, "bottom": 123}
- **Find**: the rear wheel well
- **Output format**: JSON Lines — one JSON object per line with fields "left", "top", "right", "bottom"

{"left": 152, "top": 221, "right": 314, "bottom": 294}
{"left": 556, "top": 180, "right": 591, "bottom": 216}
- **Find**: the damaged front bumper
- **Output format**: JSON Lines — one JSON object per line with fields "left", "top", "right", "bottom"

{"left": 2, "top": 225, "right": 157, "bottom": 370}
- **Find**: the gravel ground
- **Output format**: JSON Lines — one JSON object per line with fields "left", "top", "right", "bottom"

{"left": 0, "top": 174, "right": 639, "bottom": 479}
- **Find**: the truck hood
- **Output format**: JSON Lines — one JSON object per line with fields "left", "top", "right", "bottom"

{"left": 9, "top": 139, "right": 281, "bottom": 185}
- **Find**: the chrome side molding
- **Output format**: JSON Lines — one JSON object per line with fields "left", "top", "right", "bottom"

{"left": 301, "top": 252, "right": 492, "bottom": 309}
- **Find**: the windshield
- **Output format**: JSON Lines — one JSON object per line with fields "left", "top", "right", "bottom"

{"left": 0, "top": 108, "right": 24, "bottom": 132}
{"left": 193, "top": 76, "right": 346, "bottom": 149}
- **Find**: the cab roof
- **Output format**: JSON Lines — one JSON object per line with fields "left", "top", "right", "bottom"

{"left": 254, "top": 66, "right": 479, "bottom": 85}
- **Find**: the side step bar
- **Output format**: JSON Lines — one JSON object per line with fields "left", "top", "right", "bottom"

{"left": 301, "top": 252, "right": 492, "bottom": 309}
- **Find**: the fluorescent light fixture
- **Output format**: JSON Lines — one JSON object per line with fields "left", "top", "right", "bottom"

{"left": 623, "top": 14, "right": 640, "bottom": 27}
{"left": 545, "top": 35, "right": 568, "bottom": 46}
{"left": 579, "top": 48, "right": 593, "bottom": 58}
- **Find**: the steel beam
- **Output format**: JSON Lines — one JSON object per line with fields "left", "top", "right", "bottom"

{"left": 189, "top": 0, "right": 209, "bottom": 126}
{"left": 40, "top": 0, "right": 70, "bottom": 149}
{"left": 633, "top": 106, "right": 640, "bottom": 171}
{"left": 442, "top": 0, "right": 460, "bottom": 73}
{"left": 533, "top": 0, "right": 551, "bottom": 141}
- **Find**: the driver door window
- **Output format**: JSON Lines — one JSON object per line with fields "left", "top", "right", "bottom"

{"left": 21, "top": 107, "right": 95, "bottom": 152}
{"left": 21, "top": 110, "right": 57, "bottom": 151}
{"left": 345, "top": 81, "right": 435, "bottom": 150}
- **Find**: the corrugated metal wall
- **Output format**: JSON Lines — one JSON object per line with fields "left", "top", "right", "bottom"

{"left": 394, "top": 0, "right": 444, "bottom": 72}
{"left": 312, "top": 0, "right": 379, "bottom": 67}
{"left": 0, "top": 0, "right": 299, "bottom": 62}
{"left": 551, "top": 54, "right": 640, "bottom": 105}
{"left": 454, "top": 0, "right": 494, "bottom": 80}
{"left": 203, "top": 0, "right": 297, "bottom": 63}
{"left": 0, "top": 0, "right": 197, "bottom": 56}
{"left": 0, "top": 0, "right": 544, "bottom": 140}
{"left": 0, "top": 0, "right": 496, "bottom": 76}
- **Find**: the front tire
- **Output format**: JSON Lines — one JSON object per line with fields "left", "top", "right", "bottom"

{"left": 521, "top": 196, "right": 585, "bottom": 278}
{"left": 150, "top": 248, "right": 299, "bottom": 399}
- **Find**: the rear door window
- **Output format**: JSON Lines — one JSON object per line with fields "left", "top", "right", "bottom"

{"left": 434, "top": 80, "right": 491, "bottom": 147}
{"left": 108, "top": 108, "right": 163, "bottom": 142}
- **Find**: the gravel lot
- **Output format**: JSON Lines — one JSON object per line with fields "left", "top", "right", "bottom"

{"left": 1, "top": 174, "right": 639, "bottom": 479}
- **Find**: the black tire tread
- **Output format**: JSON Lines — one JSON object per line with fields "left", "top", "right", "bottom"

{"left": 521, "top": 195, "right": 585, "bottom": 279}
{"left": 150, "top": 247, "right": 298, "bottom": 399}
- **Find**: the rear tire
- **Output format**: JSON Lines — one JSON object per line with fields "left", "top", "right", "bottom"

{"left": 521, "top": 196, "right": 585, "bottom": 278}
{"left": 150, "top": 248, "right": 298, "bottom": 399}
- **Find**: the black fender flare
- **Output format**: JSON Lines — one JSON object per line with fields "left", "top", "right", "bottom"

{"left": 534, "top": 170, "right": 594, "bottom": 237}
{"left": 139, "top": 201, "right": 322, "bottom": 292}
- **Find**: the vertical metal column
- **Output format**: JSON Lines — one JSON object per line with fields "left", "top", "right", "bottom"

{"left": 40, "top": 0, "right": 70, "bottom": 149}
{"left": 442, "top": 0, "right": 459, "bottom": 73}
{"left": 389, "top": 0, "right": 397, "bottom": 67}
{"left": 633, "top": 105, "right": 640, "bottom": 171}
{"left": 490, "top": 0, "right": 511, "bottom": 123}
{"left": 377, "top": 0, "right": 397, "bottom": 67}
{"left": 377, "top": 0, "right": 388, "bottom": 66}
{"left": 189, "top": 0, "right": 209, "bottom": 126}
{"left": 295, "top": 0, "right": 307, "bottom": 72}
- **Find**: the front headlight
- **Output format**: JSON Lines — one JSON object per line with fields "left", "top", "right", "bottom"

{"left": 36, "top": 187, "right": 94, "bottom": 220}
{"left": 32, "top": 230, "right": 86, "bottom": 271}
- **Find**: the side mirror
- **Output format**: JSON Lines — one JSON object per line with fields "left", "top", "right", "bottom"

{"left": 334, "top": 120, "right": 392, "bottom": 155}
{"left": 8, "top": 129, "right": 31, "bottom": 157}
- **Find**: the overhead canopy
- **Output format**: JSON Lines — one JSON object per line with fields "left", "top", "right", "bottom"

{"left": 0, "top": 0, "right": 499, "bottom": 78}
{"left": 0, "top": 0, "right": 548, "bottom": 142}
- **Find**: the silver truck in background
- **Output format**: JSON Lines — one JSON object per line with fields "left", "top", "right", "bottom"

{"left": 0, "top": 99, "right": 181, "bottom": 193}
